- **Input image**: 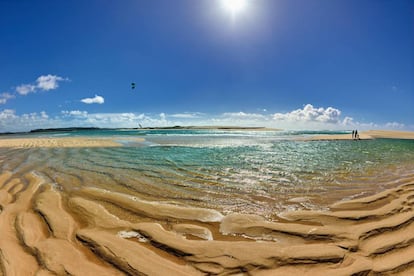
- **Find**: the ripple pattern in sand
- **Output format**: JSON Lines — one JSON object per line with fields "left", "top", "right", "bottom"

{"left": 1, "top": 171, "right": 414, "bottom": 275}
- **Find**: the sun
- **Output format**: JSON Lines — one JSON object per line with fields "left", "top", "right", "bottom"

{"left": 221, "top": 0, "right": 248, "bottom": 15}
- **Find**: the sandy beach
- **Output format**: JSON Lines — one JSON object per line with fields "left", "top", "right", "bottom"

{"left": 0, "top": 137, "right": 128, "bottom": 148}
{"left": 1, "top": 170, "right": 414, "bottom": 275}
{"left": 305, "top": 130, "right": 414, "bottom": 141}
{"left": 0, "top": 130, "right": 413, "bottom": 275}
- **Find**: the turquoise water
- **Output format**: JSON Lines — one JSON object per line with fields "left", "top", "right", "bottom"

{"left": 1, "top": 129, "right": 413, "bottom": 217}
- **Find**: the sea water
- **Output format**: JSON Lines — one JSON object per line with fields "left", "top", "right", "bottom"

{"left": 1, "top": 129, "right": 413, "bottom": 218}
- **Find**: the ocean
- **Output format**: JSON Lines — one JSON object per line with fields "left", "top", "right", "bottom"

{"left": 1, "top": 129, "right": 413, "bottom": 218}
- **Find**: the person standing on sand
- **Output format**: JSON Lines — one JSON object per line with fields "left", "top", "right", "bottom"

{"left": 355, "top": 130, "right": 359, "bottom": 140}
{"left": 352, "top": 130, "right": 355, "bottom": 139}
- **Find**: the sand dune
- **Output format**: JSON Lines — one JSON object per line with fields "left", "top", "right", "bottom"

{"left": 1, "top": 171, "right": 414, "bottom": 275}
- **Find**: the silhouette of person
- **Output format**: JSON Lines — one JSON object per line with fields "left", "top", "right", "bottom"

{"left": 355, "top": 130, "right": 359, "bottom": 140}
{"left": 352, "top": 130, "right": 355, "bottom": 139}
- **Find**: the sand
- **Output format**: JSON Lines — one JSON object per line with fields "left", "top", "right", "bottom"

{"left": 0, "top": 137, "right": 144, "bottom": 148}
{"left": 305, "top": 130, "right": 414, "bottom": 141}
{"left": 364, "top": 130, "right": 414, "bottom": 139}
{"left": 1, "top": 170, "right": 414, "bottom": 275}
{"left": 1, "top": 130, "right": 414, "bottom": 275}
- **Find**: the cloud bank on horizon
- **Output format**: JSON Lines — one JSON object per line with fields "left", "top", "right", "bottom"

{"left": 0, "top": 103, "right": 408, "bottom": 133}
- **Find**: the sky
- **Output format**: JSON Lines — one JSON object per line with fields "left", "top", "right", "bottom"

{"left": 0, "top": 0, "right": 413, "bottom": 132}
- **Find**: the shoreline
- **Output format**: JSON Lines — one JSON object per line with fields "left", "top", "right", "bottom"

{"left": 304, "top": 129, "right": 414, "bottom": 141}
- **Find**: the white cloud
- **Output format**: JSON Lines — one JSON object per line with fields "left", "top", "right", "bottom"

{"left": 272, "top": 104, "right": 342, "bottom": 124}
{"left": 0, "top": 93, "right": 15, "bottom": 104}
{"left": 385, "top": 122, "right": 405, "bottom": 130}
{"left": 16, "top": 84, "right": 36, "bottom": 95}
{"left": 159, "top": 113, "right": 166, "bottom": 121}
{"left": 62, "top": 110, "right": 89, "bottom": 117}
{"left": 0, "top": 109, "right": 56, "bottom": 132}
{"left": 170, "top": 113, "right": 203, "bottom": 119}
{"left": 0, "top": 104, "right": 410, "bottom": 133}
{"left": 68, "top": 112, "right": 173, "bottom": 128}
{"left": 222, "top": 112, "right": 267, "bottom": 120}
{"left": 16, "top": 74, "right": 67, "bottom": 95}
{"left": 342, "top": 116, "right": 354, "bottom": 126}
{"left": 40, "top": 111, "right": 49, "bottom": 119}
{"left": 36, "top": 74, "right": 65, "bottom": 91}
{"left": 0, "top": 109, "right": 17, "bottom": 120}
{"left": 206, "top": 112, "right": 270, "bottom": 128}
{"left": 81, "top": 95, "right": 104, "bottom": 104}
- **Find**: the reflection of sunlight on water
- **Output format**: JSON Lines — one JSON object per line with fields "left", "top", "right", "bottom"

{"left": 0, "top": 136, "right": 413, "bottom": 217}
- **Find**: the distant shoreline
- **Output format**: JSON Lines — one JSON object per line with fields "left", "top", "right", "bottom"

{"left": 0, "top": 126, "right": 281, "bottom": 136}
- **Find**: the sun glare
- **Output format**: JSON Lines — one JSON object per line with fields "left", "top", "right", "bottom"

{"left": 221, "top": 0, "right": 248, "bottom": 15}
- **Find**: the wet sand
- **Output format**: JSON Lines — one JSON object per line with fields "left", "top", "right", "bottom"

{"left": 0, "top": 137, "right": 144, "bottom": 148}
{"left": 306, "top": 130, "right": 414, "bottom": 141}
{"left": 1, "top": 170, "right": 414, "bottom": 275}
{"left": 1, "top": 132, "right": 414, "bottom": 274}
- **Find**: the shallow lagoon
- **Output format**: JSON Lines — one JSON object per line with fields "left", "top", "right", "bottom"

{"left": 1, "top": 129, "right": 413, "bottom": 218}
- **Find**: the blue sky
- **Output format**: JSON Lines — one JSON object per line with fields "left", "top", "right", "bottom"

{"left": 0, "top": 0, "right": 413, "bottom": 132}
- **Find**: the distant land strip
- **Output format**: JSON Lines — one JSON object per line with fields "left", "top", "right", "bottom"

{"left": 0, "top": 126, "right": 280, "bottom": 136}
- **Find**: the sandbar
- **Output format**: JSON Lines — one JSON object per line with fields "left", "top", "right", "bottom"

{"left": 305, "top": 129, "right": 414, "bottom": 141}
{"left": 0, "top": 137, "right": 143, "bottom": 148}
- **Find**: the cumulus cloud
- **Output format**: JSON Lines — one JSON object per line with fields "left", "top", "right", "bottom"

{"left": 0, "top": 109, "right": 17, "bottom": 120}
{"left": 0, "top": 93, "right": 15, "bottom": 104}
{"left": 273, "top": 104, "right": 341, "bottom": 124}
{"left": 36, "top": 75, "right": 66, "bottom": 91}
{"left": 63, "top": 112, "right": 172, "bottom": 128}
{"left": 16, "top": 84, "right": 36, "bottom": 95}
{"left": 0, "top": 104, "right": 410, "bottom": 133}
{"left": 81, "top": 95, "right": 104, "bottom": 104}
{"left": 0, "top": 109, "right": 182, "bottom": 132}
{"left": 16, "top": 74, "right": 68, "bottom": 95}
{"left": 61, "top": 110, "right": 89, "bottom": 117}
{"left": 0, "top": 109, "right": 55, "bottom": 132}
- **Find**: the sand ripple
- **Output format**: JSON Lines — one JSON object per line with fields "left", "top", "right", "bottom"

{"left": 1, "top": 171, "right": 414, "bottom": 275}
